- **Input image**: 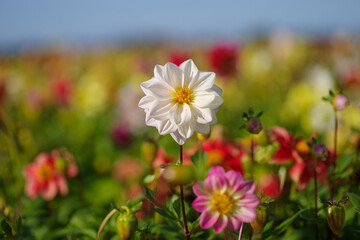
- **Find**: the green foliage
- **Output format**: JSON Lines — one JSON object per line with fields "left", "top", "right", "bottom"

{"left": 346, "top": 192, "right": 360, "bottom": 212}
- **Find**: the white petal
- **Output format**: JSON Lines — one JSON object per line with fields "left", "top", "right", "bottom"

{"left": 178, "top": 119, "right": 196, "bottom": 139}
{"left": 211, "top": 84, "right": 223, "bottom": 96}
{"left": 190, "top": 71, "right": 216, "bottom": 91}
{"left": 140, "top": 78, "right": 157, "bottom": 95}
{"left": 179, "top": 59, "right": 199, "bottom": 87}
{"left": 193, "top": 92, "right": 216, "bottom": 108}
{"left": 157, "top": 119, "right": 177, "bottom": 135}
{"left": 170, "top": 103, "right": 192, "bottom": 126}
{"left": 190, "top": 106, "right": 213, "bottom": 124}
{"left": 145, "top": 110, "right": 157, "bottom": 127}
{"left": 154, "top": 64, "right": 176, "bottom": 91}
{"left": 170, "top": 131, "right": 188, "bottom": 145}
{"left": 147, "top": 80, "right": 173, "bottom": 100}
{"left": 154, "top": 64, "right": 165, "bottom": 81}
{"left": 138, "top": 95, "right": 155, "bottom": 109}
{"left": 195, "top": 123, "right": 210, "bottom": 134}
{"left": 194, "top": 91, "right": 224, "bottom": 109}
{"left": 148, "top": 100, "right": 174, "bottom": 120}
{"left": 164, "top": 62, "right": 183, "bottom": 87}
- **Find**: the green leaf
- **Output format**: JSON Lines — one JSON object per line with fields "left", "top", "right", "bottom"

{"left": 263, "top": 208, "right": 308, "bottom": 240}
{"left": 248, "top": 107, "right": 254, "bottom": 115}
{"left": 347, "top": 192, "right": 360, "bottom": 212}
{"left": 335, "top": 154, "right": 353, "bottom": 173}
{"left": 152, "top": 207, "right": 177, "bottom": 221}
{"left": 130, "top": 200, "right": 143, "bottom": 213}
{"left": 242, "top": 112, "right": 248, "bottom": 119}
{"left": 190, "top": 150, "right": 208, "bottom": 181}
{"left": 15, "top": 216, "right": 22, "bottom": 233}
{"left": 256, "top": 111, "right": 264, "bottom": 118}
{"left": 173, "top": 198, "right": 181, "bottom": 220}
{"left": 1, "top": 219, "right": 12, "bottom": 237}
{"left": 144, "top": 186, "right": 160, "bottom": 207}
{"left": 151, "top": 224, "right": 181, "bottom": 235}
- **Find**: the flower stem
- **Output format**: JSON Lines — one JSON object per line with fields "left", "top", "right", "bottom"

{"left": 96, "top": 208, "right": 118, "bottom": 240}
{"left": 314, "top": 158, "right": 319, "bottom": 240}
{"left": 249, "top": 136, "right": 254, "bottom": 240}
{"left": 238, "top": 222, "right": 244, "bottom": 240}
{"left": 250, "top": 136, "right": 254, "bottom": 178}
{"left": 224, "top": 229, "right": 228, "bottom": 240}
{"left": 180, "top": 145, "right": 190, "bottom": 240}
{"left": 331, "top": 110, "right": 338, "bottom": 199}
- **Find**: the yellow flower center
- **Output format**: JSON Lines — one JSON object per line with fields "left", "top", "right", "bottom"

{"left": 37, "top": 164, "right": 53, "bottom": 182}
{"left": 211, "top": 193, "right": 234, "bottom": 215}
{"left": 207, "top": 150, "right": 224, "bottom": 166}
{"left": 173, "top": 87, "right": 193, "bottom": 105}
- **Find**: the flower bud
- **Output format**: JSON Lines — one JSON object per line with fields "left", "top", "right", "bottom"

{"left": 312, "top": 143, "right": 329, "bottom": 160}
{"left": 326, "top": 205, "right": 345, "bottom": 235}
{"left": 55, "top": 158, "right": 68, "bottom": 176}
{"left": 246, "top": 118, "right": 263, "bottom": 134}
{"left": 116, "top": 207, "right": 138, "bottom": 240}
{"left": 197, "top": 133, "right": 210, "bottom": 141}
{"left": 250, "top": 204, "right": 268, "bottom": 232}
{"left": 163, "top": 165, "right": 195, "bottom": 185}
{"left": 332, "top": 94, "right": 350, "bottom": 111}
{"left": 141, "top": 140, "right": 158, "bottom": 164}
{"left": 139, "top": 229, "right": 153, "bottom": 240}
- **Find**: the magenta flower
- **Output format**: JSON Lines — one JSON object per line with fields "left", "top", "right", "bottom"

{"left": 192, "top": 166, "right": 259, "bottom": 233}
{"left": 332, "top": 94, "right": 350, "bottom": 111}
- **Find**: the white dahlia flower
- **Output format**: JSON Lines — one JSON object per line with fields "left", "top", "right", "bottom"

{"left": 138, "top": 60, "right": 224, "bottom": 145}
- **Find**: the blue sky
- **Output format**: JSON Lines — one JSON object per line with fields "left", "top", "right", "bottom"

{"left": 1, "top": 0, "right": 360, "bottom": 48}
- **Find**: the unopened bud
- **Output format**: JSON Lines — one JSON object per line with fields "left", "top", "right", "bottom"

{"left": 163, "top": 165, "right": 195, "bottom": 185}
{"left": 139, "top": 229, "right": 153, "bottom": 240}
{"left": 312, "top": 143, "right": 329, "bottom": 160}
{"left": 326, "top": 205, "right": 345, "bottom": 235}
{"left": 332, "top": 94, "right": 350, "bottom": 111}
{"left": 116, "top": 207, "right": 138, "bottom": 240}
{"left": 250, "top": 204, "right": 268, "bottom": 232}
{"left": 197, "top": 133, "right": 210, "bottom": 141}
{"left": 55, "top": 158, "right": 68, "bottom": 175}
{"left": 141, "top": 140, "right": 158, "bottom": 164}
{"left": 246, "top": 118, "right": 263, "bottom": 134}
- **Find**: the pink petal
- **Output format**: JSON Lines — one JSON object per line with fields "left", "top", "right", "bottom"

{"left": 25, "top": 180, "right": 39, "bottom": 199}
{"left": 200, "top": 210, "right": 220, "bottom": 229}
{"left": 193, "top": 182, "right": 206, "bottom": 197}
{"left": 192, "top": 197, "right": 210, "bottom": 212}
{"left": 42, "top": 181, "right": 57, "bottom": 201}
{"left": 227, "top": 216, "right": 241, "bottom": 231}
{"left": 233, "top": 181, "right": 255, "bottom": 196}
{"left": 236, "top": 194, "right": 259, "bottom": 208}
{"left": 213, "top": 215, "right": 228, "bottom": 233}
{"left": 57, "top": 177, "right": 69, "bottom": 196}
{"left": 204, "top": 167, "right": 228, "bottom": 192}
{"left": 226, "top": 170, "right": 243, "bottom": 188}
{"left": 236, "top": 207, "right": 257, "bottom": 222}
{"left": 208, "top": 166, "right": 226, "bottom": 177}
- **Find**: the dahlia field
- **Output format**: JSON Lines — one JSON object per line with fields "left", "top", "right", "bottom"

{"left": 1, "top": 33, "right": 360, "bottom": 240}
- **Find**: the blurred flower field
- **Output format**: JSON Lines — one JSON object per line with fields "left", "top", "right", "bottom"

{"left": 1, "top": 31, "right": 360, "bottom": 239}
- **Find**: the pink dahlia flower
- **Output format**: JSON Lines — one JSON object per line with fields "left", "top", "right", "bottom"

{"left": 192, "top": 166, "right": 259, "bottom": 233}
{"left": 24, "top": 153, "right": 68, "bottom": 201}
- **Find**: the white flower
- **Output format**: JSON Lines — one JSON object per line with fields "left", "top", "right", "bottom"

{"left": 138, "top": 59, "right": 224, "bottom": 145}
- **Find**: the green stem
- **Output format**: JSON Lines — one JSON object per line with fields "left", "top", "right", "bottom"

{"left": 249, "top": 136, "right": 254, "bottom": 240}
{"left": 331, "top": 110, "right": 338, "bottom": 199}
{"left": 96, "top": 208, "right": 118, "bottom": 240}
{"left": 314, "top": 158, "right": 319, "bottom": 240}
{"left": 180, "top": 145, "right": 190, "bottom": 240}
